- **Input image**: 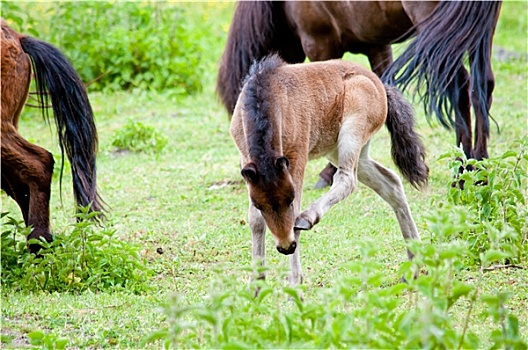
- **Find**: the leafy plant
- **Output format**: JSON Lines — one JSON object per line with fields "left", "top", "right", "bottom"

{"left": 112, "top": 119, "right": 168, "bottom": 154}
{"left": 430, "top": 137, "right": 528, "bottom": 266}
{"left": 1, "top": 208, "right": 153, "bottom": 294}
{"left": 28, "top": 330, "right": 68, "bottom": 350}
{"left": 1, "top": 212, "right": 32, "bottom": 286}
{"left": 1, "top": 1, "right": 39, "bottom": 36}
{"left": 144, "top": 141, "right": 527, "bottom": 349}
{"left": 145, "top": 236, "right": 527, "bottom": 349}
{"left": 10, "top": 2, "right": 206, "bottom": 94}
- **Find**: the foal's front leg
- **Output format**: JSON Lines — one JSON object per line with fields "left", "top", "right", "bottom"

{"left": 295, "top": 166, "right": 358, "bottom": 231}
{"left": 296, "top": 121, "right": 362, "bottom": 231}
{"left": 248, "top": 203, "right": 266, "bottom": 295}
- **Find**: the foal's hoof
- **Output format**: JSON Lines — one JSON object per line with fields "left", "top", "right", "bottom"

{"left": 294, "top": 217, "right": 312, "bottom": 231}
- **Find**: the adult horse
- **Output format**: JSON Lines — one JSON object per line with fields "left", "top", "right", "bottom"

{"left": 231, "top": 55, "right": 428, "bottom": 286}
{"left": 217, "top": 1, "right": 502, "bottom": 187}
{"left": 1, "top": 19, "right": 104, "bottom": 253}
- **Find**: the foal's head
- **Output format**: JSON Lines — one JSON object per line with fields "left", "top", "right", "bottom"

{"left": 241, "top": 156, "right": 297, "bottom": 255}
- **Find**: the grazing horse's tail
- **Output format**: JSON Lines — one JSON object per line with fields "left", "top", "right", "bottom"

{"left": 384, "top": 84, "right": 429, "bottom": 189}
{"left": 217, "top": 1, "right": 305, "bottom": 116}
{"left": 19, "top": 36, "right": 104, "bottom": 215}
{"left": 382, "top": 1, "right": 502, "bottom": 132}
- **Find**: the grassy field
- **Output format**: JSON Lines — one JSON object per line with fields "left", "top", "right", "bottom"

{"left": 1, "top": 2, "right": 527, "bottom": 348}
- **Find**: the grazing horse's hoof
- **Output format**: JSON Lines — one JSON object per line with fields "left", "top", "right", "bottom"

{"left": 314, "top": 177, "right": 331, "bottom": 189}
{"left": 314, "top": 163, "right": 336, "bottom": 189}
{"left": 294, "top": 217, "right": 312, "bottom": 231}
{"left": 28, "top": 229, "right": 53, "bottom": 255}
{"left": 451, "top": 160, "right": 488, "bottom": 190}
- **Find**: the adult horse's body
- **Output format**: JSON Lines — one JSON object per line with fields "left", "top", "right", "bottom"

{"left": 1, "top": 20, "right": 103, "bottom": 252}
{"left": 230, "top": 55, "right": 428, "bottom": 286}
{"left": 218, "top": 1, "right": 502, "bottom": 187}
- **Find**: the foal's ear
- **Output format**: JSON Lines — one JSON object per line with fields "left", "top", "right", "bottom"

{"left": 275, "top": 156, "right": 290, "bottom": 171}
{"left": 241, "top": 163, "right": 259, "bottom": 183}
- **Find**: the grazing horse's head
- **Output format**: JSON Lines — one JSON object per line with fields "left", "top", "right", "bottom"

{"left": 241, "top": 156, "right": 297, "bottom": 255}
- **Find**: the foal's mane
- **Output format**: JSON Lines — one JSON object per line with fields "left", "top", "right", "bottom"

{"left": 242, "top": 54, "right": 285, "bottom": 180}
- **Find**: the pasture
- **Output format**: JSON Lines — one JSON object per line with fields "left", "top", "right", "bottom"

{"left": 1, "top": 2, "right": 527, "bottom": 348}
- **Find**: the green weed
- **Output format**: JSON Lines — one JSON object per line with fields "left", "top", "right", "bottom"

{"left": 112, "top": 119, "right": 168, "bottom": 154}
{"left": 28, "top": 331, "right": 68, "bottom": 350}
{"left": 146, "top": 235, "right": 527, "bottom": 349}
{"left": 1, "top": 207, "right": 153, "bottom": 294}
{"left": 429, "top": 137, "right": 528, "bottom": 266}
{"left": 3, "top": 2, "right": 207, "bottom": 95}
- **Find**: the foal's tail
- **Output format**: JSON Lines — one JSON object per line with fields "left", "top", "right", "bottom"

{"left": 19, "top": 36, "right": 105, "bottom": 215}
{"left": 384, "top": 84, "right": 429, "bottom": 189}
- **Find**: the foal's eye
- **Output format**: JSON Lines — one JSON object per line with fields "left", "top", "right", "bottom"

{"left": 253, "top": 203, "right": 263, "bottom": 211}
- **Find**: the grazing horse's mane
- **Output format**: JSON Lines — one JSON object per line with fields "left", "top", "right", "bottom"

{"left": 217, "top": 1, "right": 277, "bottom": 115}
{"left": 242, "top": 54, "right": 285, "bottom": 181}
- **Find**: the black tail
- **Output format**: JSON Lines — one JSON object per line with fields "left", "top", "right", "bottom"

{"left": 20, "top": 36, "right": 104, "bottom": 214}
{"left": 216, "top": 1, "right": 305, "bottom": 116}
{"left": 382, "top": 1, "right": 502, "bottom": 132}
{"left": 384, "top": 84, "right": 429, "bottom": 189}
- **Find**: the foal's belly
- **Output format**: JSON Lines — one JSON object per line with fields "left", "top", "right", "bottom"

{"left": 308, "top": 139, "right": 338, "bottom": 163}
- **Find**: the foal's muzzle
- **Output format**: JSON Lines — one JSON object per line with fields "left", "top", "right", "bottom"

{"left": 276, "top": 241, "right": 297, "bottom": 255}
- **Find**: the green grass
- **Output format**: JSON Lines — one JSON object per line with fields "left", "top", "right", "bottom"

{"left": 1, "top": 2, "right": 527, "bottom": 348}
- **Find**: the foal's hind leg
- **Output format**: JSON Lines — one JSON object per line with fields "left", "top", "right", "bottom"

{"left": 1, "top": 125, "right": 54, "bottom": 253}
{"left": 356, "top": 144, "right": 419, "bottom": 260}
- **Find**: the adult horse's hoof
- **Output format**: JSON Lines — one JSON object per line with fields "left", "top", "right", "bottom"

{"left": 314, "top": 177, "right": 331, "bottom": 189}
{"left": 294, "top": 217, "right": 312, "bottom": 231}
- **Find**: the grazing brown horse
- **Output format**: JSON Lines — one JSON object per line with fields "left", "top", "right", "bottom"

{"left": 218, "top": 1, "right": 502, "bottom": 188}
{"left": 1, "top": 20, "right": 104, "bottom": 253}
{"left": 230, "top": 55, "right": 428, "bottom": 286}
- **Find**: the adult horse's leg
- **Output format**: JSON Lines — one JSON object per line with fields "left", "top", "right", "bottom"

{"left": 367, "top": 45, "right": 394, "bottom": 77}
{"left": 1, "top": 168, "right": 30, "bottom": 224}
{"left": 1, "top": 22, "right": 34, "bottom": 233}
{"left": 454, "top": 67, "right": 473, "bottom": 160}
{"left": 1, "top": 126, "right": 54, "bottom": 253}
{"left": 356, "top": 143, "right": 419, "bottom": 261}
{"left": 471, "top": 55, "right": 495, "bottom": 161}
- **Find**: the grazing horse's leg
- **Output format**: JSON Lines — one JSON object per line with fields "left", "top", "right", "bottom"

{"left": 1, "top": 125, "right": 54, "bottom": 253}
{"left": 471, "top": 56, "right": 494, "bottom": 161}
{"left": 367, "top": 45, "right": 394, "bottom": 77}
{"left": 1, "top": 168, "right": 30, "bottom": 224}
{"left": 356, "top": 143, "right": 420, "bottom": 260}
{"left": 296, "top": 118, "right": 363, "bottom": 230}
{"left": 454, "top": 67, "right": 473, "bottom": 160}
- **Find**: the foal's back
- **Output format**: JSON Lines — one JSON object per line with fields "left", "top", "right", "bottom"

{"left": 250, "top": 59, "right": 388, "bottom": 159}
